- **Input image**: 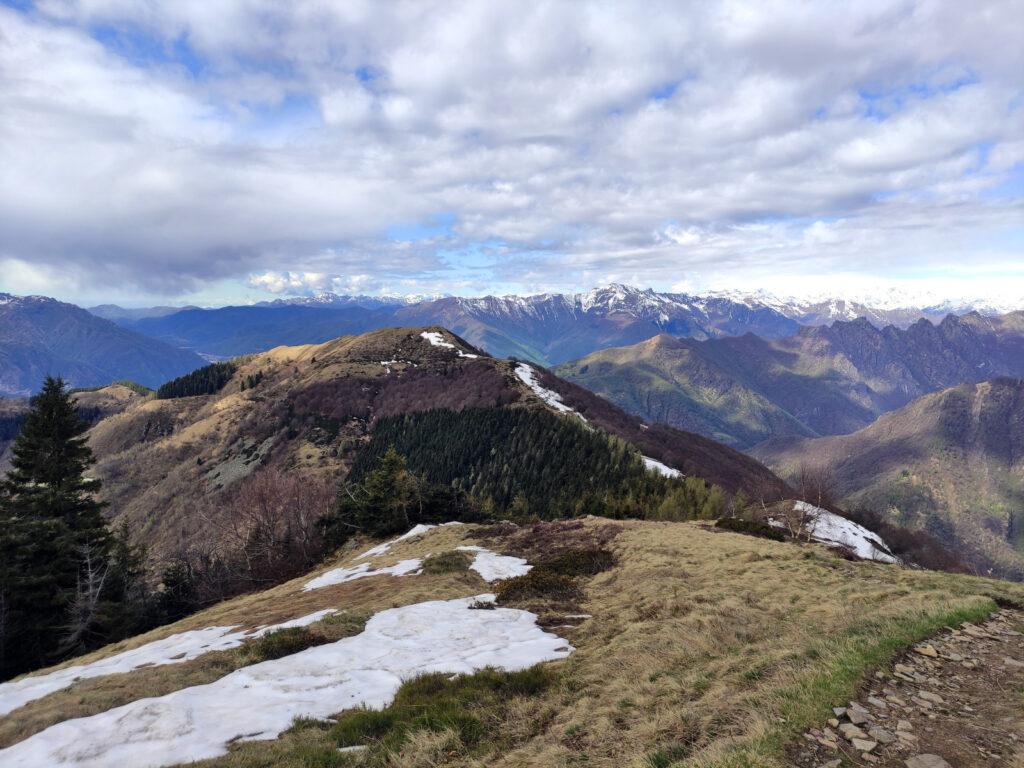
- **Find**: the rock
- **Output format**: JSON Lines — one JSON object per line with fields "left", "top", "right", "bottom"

{"left": 895, "top": 663, "right": 917, "bottom": 676}
{"left": 1003, "top": 656, "right": 1024, "bottom": 668}
{"left": 914, "top": 644, "right": 939, "bottom": 658}
{"left": 847, "top": 707, "right": 871, "bottom": 725}
{"left": 896, "top": 719, "right": 913, "bottom": 732}
{"left": 832, "top": 706, "right": 847, "bottom": 717}
{"left": 917, "top": 690, "right": 944, "bottom": 704}
{"left": 867, "top": 695, "right": 888, "bottom": 709}
{"left": 868, "top": 726, "right": 896, "bottom": 744}
{"left": 862, "top": 753, "right": 878, "bottom": 763}
{"left": 839, "top": 723, "right": 868, "bottom": 740}
{"left": 818, "top": 760, "right": 841, "bottom": 768}
{"left": 905, "top": 755, "right": 953, "bottom": 768}
{"left": 851, "top": 737, "right": 878, "bottom": 752}
{"left": 827, "top": 717, "right": 840, "bottom": 728}
{"left": 962, "top": 624, "right": 990, "bottom": 638}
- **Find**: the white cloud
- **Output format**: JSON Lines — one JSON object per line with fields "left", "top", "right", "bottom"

{"left": 0, "top": 1, "right": 1021, "bottom": 304}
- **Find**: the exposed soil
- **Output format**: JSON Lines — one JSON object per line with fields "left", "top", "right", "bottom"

{"left": 790, "top": 609, "right": 1024, "bottom": 767}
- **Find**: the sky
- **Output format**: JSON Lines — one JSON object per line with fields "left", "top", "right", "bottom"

{"left": 0, "top": 0, "right": 1022, "bottom": 308}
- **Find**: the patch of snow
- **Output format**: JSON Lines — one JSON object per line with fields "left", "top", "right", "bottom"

{"left": 355, "top": 522, "right": 460, "bottom": 560}
{"left": 642, "top": 456, "right": 682, "bottom": 478}
{"left": 514, "top": 363, "right": 586, "bottom": 421}
{"left": 456, "top": 546, "right": 532, "bottom": 581}
{"left": 772, "top": 502, "right": 899, "bottom": 563}
{"left": 1, "top": 596, "right": 573, "bottom": 768}
{"left": 302, "top": 559, "right": 423, "bottom": 591}
{"left": 0, "top": 609, "right": 335, "bottom": 718}
{"left": 420, "top": 330, "right": 479, "bottom": 358}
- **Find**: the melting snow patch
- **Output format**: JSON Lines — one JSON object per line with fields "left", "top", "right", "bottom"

{"left": 456, "top": 546, "right": 532, "bottom": 581}
{"left": 642, "top": 456, "right": 681, "bottom": 478}
{"left": 356, "top": 522, "right": 462, "bottom": 560}
{"left": 772, "top": 502, "right": 899, "bottom": 563}
{"left": 302, "top": 559, "right": 423, "bottom": 591}
{"left": 0, "top": 609, "right": 335, "bottom": 718}
{"left": 514, "top": 363, "right": 585, "bottom": 420}
{"left": 420, "top": 331, "right": 479, "bottom": 358}
{"left": 1, "top": 596, "right": 572, "bottom": 768}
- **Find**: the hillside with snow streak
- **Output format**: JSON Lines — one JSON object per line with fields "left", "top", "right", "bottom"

{"left": 0, "top": 597, "right": 570, "bottom": 768}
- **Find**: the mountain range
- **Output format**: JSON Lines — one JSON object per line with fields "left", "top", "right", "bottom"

{"left": 754, "top": 377, "right": 1024, "bottom": 580}
{"left": 100, "top": 283, "right": 1021, "bottom": 365}
{"left": 556, "top": 312, "right": 1024, "bottom": 449}
{"left": 0, "top": 294, "right": 206, "bottom": 397}
{"left": 82, "top": 326, "right": 785, "bottom": 557}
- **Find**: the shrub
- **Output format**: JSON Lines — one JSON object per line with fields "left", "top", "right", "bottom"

{"left": 238, "top": 626, "right": 328, "bottom": 664}
{"left": 542, "top": 547, "right": 616, "bottom": 576}
{"left": 494, "top": 567, "right": 582, "bottom": 603}
{"left": 421, "top": 550, "right": 472, "bottom": 575}
{"left": 715, "top": 517, "right": 786, "bottom": 542}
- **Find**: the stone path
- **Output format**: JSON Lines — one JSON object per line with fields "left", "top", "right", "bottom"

{"left": 789, "top": 609, "right": 1024, "bottom": 767}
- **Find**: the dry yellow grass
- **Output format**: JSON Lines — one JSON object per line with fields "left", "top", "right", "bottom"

{"left": 4, "top": 519, "right": 1023, "bottom": 768}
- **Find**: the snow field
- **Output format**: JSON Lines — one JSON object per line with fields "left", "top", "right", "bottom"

{"left": 456, "top": 545, "right": 532, "bottom": 581}
{"left": 419, "top": 330, "right": 479, "bottom": 358}
{"left": 302, "top": 558, "right": 423, "bottom": 591}
{"left": 0, "top": 608, "right": 336, "bottom": 717}
{"left": 0, "top": 596, "right": 573, "bottom": 768}
{"left": 642, "top": 456, "right": 682, "bottom": 478}
{"left": 770, "top": 502, "right": 898, "bottom": 563}
{"left": 514, "top": 363, "right": 586, "bottom": 419}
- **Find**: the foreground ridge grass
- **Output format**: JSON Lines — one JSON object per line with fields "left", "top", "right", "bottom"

{"left": 4, "top": 519, "right": 1024, "bottom": 768}
{"left": 698, "top": 599, "right": 997, "bottom": 768}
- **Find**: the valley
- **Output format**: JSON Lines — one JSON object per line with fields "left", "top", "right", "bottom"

{"left": 755, "top": 378, "right": 1024, "bottom": 580}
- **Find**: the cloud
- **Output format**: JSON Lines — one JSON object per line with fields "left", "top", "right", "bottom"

{"left": 0, "top": 1, "right": 1021, "bottom": 304}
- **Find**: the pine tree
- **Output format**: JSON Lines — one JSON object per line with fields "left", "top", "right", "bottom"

{"left": 0, "top": 377, "right": 111, "bottom": 678}
{"left": 2, "top": 376, "right": 109, "bottom": 547}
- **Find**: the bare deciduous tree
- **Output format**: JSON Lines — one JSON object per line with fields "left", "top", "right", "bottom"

{"left": 60, "top": 544, "right": 109, "bottom": 654}
{"left": 793, "top": 463, "right": 838, "bottom": 510}
{"left": 202, "top": 468, "right": 334, "bottom": 586}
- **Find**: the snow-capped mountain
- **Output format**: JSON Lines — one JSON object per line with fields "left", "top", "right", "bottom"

{"left": 390, "top": 283, "right": 801, "bottom": 363}
{"left": 99, "top": 282, "right": 1023, "bottom": 366}
{"left": 259, "top": 292, "right": 441, "bottom": 310}
{"left": 707, "top": 288, "right": 1022, "bottom": 328}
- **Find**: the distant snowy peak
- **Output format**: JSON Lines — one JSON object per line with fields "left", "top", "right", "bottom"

{"left": 708, "top": 288, "right": 1022, "bottom": 327}
{"left": 447, "top": 283, "right": 789, "bottom": 332}
{"left": 263, "top": 292, "right": 440, "bottom": 309}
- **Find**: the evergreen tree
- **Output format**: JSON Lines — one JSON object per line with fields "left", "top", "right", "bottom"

{"left": 0, "top": 377, "right": 111, "bottom": 678}
{"left": 2, "top": 376, "right": 109, "bottom": 547}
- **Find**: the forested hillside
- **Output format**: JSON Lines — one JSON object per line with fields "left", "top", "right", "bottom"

{"left": 352, "top": 408, "right": 725, "bottom": 519}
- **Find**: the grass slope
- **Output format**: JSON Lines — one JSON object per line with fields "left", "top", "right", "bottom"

{"left": 4, "top": 520, "right": 1021, "bottom": 768}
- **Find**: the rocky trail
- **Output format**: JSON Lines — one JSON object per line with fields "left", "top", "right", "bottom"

{"left": 790, "top": 609, "right": 1024, "bottom": 767}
